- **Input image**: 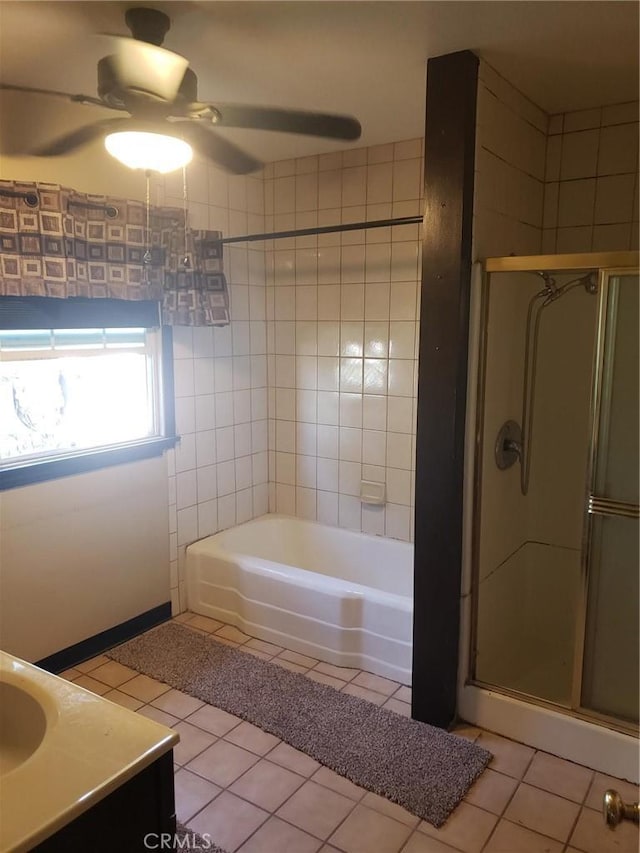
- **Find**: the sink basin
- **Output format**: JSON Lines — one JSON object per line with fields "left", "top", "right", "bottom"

{"left": 0, "top": 650, "right": 179, "bottom": 853}
{"left": 0, "top": 681, "right": 48, "bottom": 774}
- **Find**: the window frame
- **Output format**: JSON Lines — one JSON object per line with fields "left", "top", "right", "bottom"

{"left": 0, "top": 297, "right": 177, "bottom": 491}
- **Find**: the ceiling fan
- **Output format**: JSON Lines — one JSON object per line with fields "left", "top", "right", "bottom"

{"left": 0, "top": 7, "right": 362, "bottom": 174}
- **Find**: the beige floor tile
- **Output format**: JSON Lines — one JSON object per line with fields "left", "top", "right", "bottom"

{"left": 463, "top": 768, "right": 518, "bottom": 815}
{"left": 341, "top": 683, "right": 386, "bottom": 705}
{"left": 400, "top": 832, "right": 463, "bottom": 852}
{"left": 504, "top": 782, "right": 580, "bottom": 842}
{"left": 312, "top": 766, "right": 366, "bottom": 801}
{"left": 272, "top": 657, "right": 309, "bottom": 674}
{"left": 476, "top": 731, "right": 535, "bottom": 779}
{"left": 382, "top": 697, "right": 411, "bottom": 717}
{"left": 189, "top": 791, "right": 269, "bottom": 852}
{"left": 584, "top": 772, "right": 640, "bottom": 812}
{"left": 276, "top": 780, "right": 356, "bottom": 839}
{"left": 59, "top": 667, "right": 81, "bottom": 680}
{"left": 245, "top": 638, "right": 284, "bottom": 656}
{"left": 72, "top": 674, "right": 111, "bottom": 695}
{"left": 242, "top": 647, "right": 272, "bottom": 661}
{"left": 483, "top": 819, "right": 564, "bottom": 852}
{"left": 137, "top": 705, "right": 180, "bottom": 728}
{"left": 174, "top": 767, "right": 221, "bottom": 823}
{"left": 230, "top": 758, "right": 305, "bottom": 811}
{"left": 151, "top": 688, "right": 204, "bottom": 719}
{"left": 329, "top": 803, "right": 413, "bottom": 853}
{"left": 237, "top": 816, "right": 322, "bottom": 853}
{"left": 215, "top": 636, "right": 241, "bottom": 648}
{"left": 216, "top": 624, "right": 253, "bottom": 644}
{"left": 313, "top": 662, "right": 360, "bottom": 681}
{"left": 186, "top": 704, "right": 243, "bottom": 736}
{"left": 451, "top": 724, "right": 481, "bottom": 742}
{"left": 119, "top": 673, "right": 170, "bottom": 702}
{"left": 394, "top": 685, "right": 412, "bottom": 703}
{"left": 418, "top": 801, "right": 498, "bottom": 853}
{"left": 268, "top": 742, "right": 321, "bottom": 777}
{"left": 185, "top": 614, "right": 224, "bottom": 633}
{"left": 351, "top": 671, "right": 399, "bottom": 697}
{"left": 173, "top": 721, "right": 217, "bottom": 766}
{"left": 569, "top": 805, "right": 640, "bottom": 853}
{"left": 306, "top": 670, "right": 347, "bottom": 690}
{"left": 524, "top": 752, "right": 594, "bottom": 804}
{"left": 225, "top": 720, "right": 281, "bottom": 756}
{"left": 172, "top": 612, "right": 193, "bottom": 623}
{"left": 277, "top": 649, "right": 319, "bottom": 668}
{"left": 89, "top": 660, "right": 137, "bottom": 688}
{"left": 360, "top": 791, "right": 420, "bottom": 827}
{"left": 103, "top": 689, "right": 144, "bottom": 711}
{"left": 75, "top": 654, "right": 111, "bottom": 673}
{"left": 186, "top": 739, "right": 260, "bottom": 787}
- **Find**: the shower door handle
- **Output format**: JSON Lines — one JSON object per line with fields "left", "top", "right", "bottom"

{"left": 603, "top": 790, "right": 640, "bottom": 828}
{"left": 588, "top": 496, "right": 640, "bottom": 519}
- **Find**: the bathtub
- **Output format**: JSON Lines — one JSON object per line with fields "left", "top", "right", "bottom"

{"left": 186, "top": 514, "right": 414, "bottom": 684}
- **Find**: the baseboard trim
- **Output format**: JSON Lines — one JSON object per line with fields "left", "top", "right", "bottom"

{"left": 35, "top": 602, "right": 172, "bottom": 674}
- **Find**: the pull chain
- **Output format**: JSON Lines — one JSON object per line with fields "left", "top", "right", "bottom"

{"left": 143, "top": 170, "right": 152, "bottom": 278}
{"left": 181, "top": 165, "right": 190, "bottom": 269}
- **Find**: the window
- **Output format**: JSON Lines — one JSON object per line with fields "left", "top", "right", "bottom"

{"left": 0, "top": 298, "right": 176, "bottom": 489}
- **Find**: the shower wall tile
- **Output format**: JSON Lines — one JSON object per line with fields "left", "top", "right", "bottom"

{"left": 474, "top": 61, "right": 547, "bottom": 259}
{"left": 542, "top": 103, "right": 639, "bottom": 252}
{"left": 265, "top": 139, "right": 423, "bottom": 542}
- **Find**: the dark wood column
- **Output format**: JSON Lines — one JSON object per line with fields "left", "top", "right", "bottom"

{"left": 412, "top": 50, "right": 479, "bottom": 728}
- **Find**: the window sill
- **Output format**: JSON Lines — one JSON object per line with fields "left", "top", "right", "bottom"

{"left": 0, "top": 436, "right": 178, "bottom": 491}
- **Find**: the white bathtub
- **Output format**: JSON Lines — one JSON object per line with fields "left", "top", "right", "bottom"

{"left": 186, "top": 514, "right": 414, "bottom": 684}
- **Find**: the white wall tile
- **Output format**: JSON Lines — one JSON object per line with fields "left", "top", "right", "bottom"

{"left": 175, "top": 433, "right": 196, "bottom": 473}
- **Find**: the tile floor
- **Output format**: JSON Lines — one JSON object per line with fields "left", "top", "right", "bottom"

{"left": 61, "top": 613, "right": 640, "bottom": 853}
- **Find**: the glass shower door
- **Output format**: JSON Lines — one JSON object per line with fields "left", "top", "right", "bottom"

{"left": 579, "top": 272, "right": 639, "bottom": 726}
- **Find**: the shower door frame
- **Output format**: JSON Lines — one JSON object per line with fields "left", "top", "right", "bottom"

{"left": 467, "top": 250, "right": 640, "bottom": 738}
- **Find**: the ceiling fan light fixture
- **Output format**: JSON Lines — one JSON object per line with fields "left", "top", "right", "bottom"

{"left": 104, "top": 130, "right": 192, "bottom": 173}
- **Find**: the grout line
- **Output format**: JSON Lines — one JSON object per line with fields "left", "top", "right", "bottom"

{"left": 478, "top": 747, "right": 537, "bottom": 852}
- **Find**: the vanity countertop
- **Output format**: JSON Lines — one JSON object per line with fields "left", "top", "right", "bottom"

{"left": 0, "top": 650, "right": 179, "bottom": 853}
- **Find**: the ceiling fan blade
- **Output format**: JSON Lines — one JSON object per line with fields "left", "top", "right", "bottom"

{"left": 178, "top": 122, "right": 263, "bottom": 175}
{"left": 31, "top": 118, "right": 131, "bottom": 156}
{"left": 0, "top": 83, "right": 119, "bottom": 110}
{"left": 211, "top": 104, "right": 362, "bottom": 141}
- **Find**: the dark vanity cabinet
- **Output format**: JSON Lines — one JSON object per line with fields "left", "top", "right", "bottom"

{"left": 32, "top": 752, "right": 176, "bottom": 852}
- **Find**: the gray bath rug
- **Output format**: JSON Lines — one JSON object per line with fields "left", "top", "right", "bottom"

{"left": 176, "top": 821, "right": 227, "bottom": 853}
{"left": 108, "top": 622, "right": 491, "bottom": 827}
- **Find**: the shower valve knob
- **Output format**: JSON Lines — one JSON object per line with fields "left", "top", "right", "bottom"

{"left": 495, "top": 420, "right": 522, "bottom": 470}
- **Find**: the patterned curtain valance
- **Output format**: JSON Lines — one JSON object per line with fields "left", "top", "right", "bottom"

{"left": 0, "top": 180, "right": 230, "bottom": 326}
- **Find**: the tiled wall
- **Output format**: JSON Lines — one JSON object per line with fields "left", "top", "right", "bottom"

{"left": 263, "top": 141, "right": 424, "bottom": 542}
{"left": 158, "top": 160, "right": 269, "bottom": 613}
{"left": 473, "top": 62, "right": 548, "bottom": 259}
{"left": 543, "top": 102, "right": 639, "bottom": 253}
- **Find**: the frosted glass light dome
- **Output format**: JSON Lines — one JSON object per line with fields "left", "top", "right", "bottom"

{"left": 105, "top": 130, "right": 193, "bottom": 173}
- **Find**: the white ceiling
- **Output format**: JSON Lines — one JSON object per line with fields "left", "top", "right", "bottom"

{"left": 0, "top": 1, "right": 638, "bottom": 164}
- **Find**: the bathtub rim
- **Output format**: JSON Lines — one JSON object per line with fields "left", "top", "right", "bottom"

{"left": 186, "top": 512, "right": 414, "bottom": 607}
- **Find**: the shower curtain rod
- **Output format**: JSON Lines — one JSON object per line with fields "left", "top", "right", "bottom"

{"left": 217, "top": 215, "right": 423, "bottom": 245}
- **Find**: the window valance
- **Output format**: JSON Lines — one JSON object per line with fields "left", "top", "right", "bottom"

{"left": 0, "top": 180, "right": 230, "bottom": 326}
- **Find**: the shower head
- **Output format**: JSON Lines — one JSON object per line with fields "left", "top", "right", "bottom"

{"left": 532, "top": 270, "right": 598, "bottom": 304}
{"left": 580, "top": 271, "right": 599, "bottom": 295}
{"left": 536, "top": 271, "right": 558, "bottom": 293}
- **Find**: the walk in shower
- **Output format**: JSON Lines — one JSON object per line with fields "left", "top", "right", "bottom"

{"left": 463, "top": 251, "right": 639, "bottom": 778}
